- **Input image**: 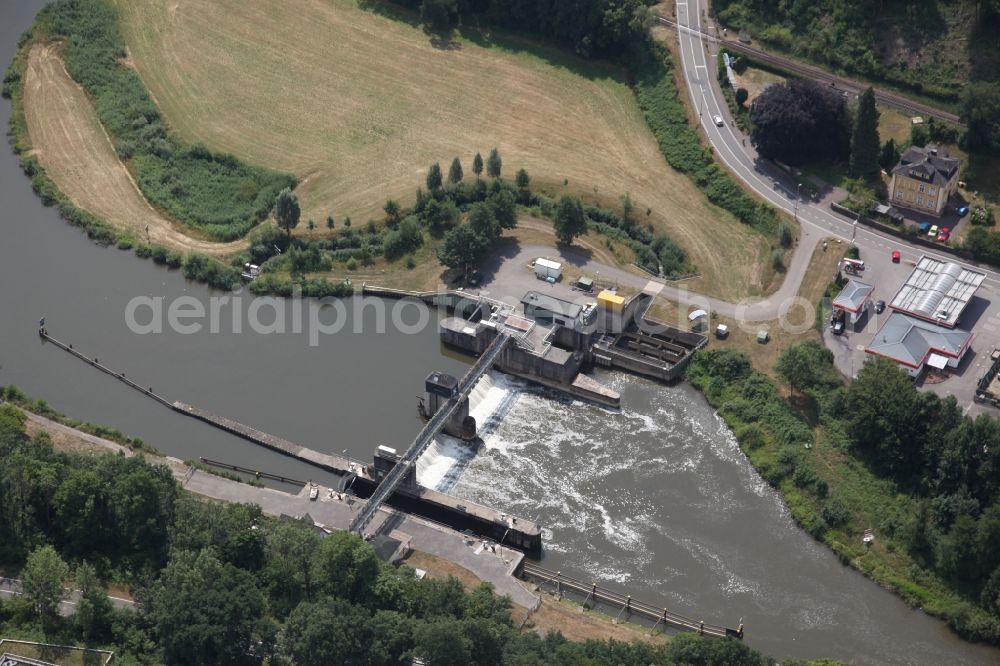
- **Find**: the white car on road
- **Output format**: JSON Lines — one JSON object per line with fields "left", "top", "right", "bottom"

{"left": 712, "top": 114, "right": 724, "bottom": 127}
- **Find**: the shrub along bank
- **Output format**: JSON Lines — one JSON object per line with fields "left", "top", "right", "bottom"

{"left": 688, "top": 346, "right": 1000, "bottom": 644}
{"left": 627, "top": 41, "right": 779, "bottom": 237}
{"left": 5, "top": 0, "right": 295, "bottom": 242}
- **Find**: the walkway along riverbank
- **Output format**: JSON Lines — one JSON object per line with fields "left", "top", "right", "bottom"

{"left": 38, "top": 326, "right": 543, "bottom": 551}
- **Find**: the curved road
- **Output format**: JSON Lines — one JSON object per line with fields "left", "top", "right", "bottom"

{"left": 656, "top": 14, "right": 962, "bottom": 126}
{"left": 663, "top": 0, "right": 1000, "bottom": 322}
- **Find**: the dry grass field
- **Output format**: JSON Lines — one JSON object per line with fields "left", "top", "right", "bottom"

{"left": 21, "top": 45, "right": 246, "bottom": 256}
{"left": 110, "top": 0, "right": 772, "bottom": 300}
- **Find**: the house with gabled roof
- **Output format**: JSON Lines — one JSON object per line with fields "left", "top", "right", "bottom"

{"left": 889, "top": 145, "right": 960, "bottom": 217}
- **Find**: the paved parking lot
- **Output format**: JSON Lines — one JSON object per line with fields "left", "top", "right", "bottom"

{"left": 821, "top": 251, "right": 1000, "bottom": 416}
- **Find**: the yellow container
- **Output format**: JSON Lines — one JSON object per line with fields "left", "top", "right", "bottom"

{"left": 597, "top": 290, "right": 624, "bottom": 313}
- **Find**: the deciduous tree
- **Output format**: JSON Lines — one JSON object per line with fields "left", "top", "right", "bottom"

{"left": 488, "top": 189, "right": 518, "bottom": 230}
{"left": 619, "top": 192, "right": 635, "bottom": 221}
{"left": 22, "top": 545, "right": 68, "bottom": 621}
{"left": 775, "top": 341, "right": 838, "bottom": 396}
{"left": 750, "top": 79, "right": 849, "bottom": 166}
{"left": 382, "top": 199, "right": 402, "bottom": 228}
{"left": 420, "top": 0, "right": 458, "bottom": 32}
{"left": 423, "top": 198, "right": 460, "bottom": 236}
{"left": 284, "top": 597, "right": 372, "bottom": 666}
{"left": 553, "top": 195, "right": 587, "bottom": 245}
{"left": 472, "top": 152, "right": 484, "bottom": 179}
{"left": 467, "top": 203, "right": 499, "bottom": 241}
{"left": 149, "top": 549, "right": 265, "bottom": 666}
{"left": 274, "top": 188, "right": 300, "bottom": 238}
{"left": 75, "top": 561, "right": 113, "bottom": 641}
{"left": 437, "top": 224, "right": 488, "bottom": 276}
{"left": 962, "top": 82, "right": 1000, "bottom": 153}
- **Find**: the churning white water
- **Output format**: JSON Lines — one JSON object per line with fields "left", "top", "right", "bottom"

{"left": 443, "top": 371, "right": 999, "bottom": 666}
{"left": 415, "top": 371, "right": 525, "bottom": 491}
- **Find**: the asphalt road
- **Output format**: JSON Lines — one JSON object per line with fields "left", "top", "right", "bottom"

{"left": 0, "top": 577, "right": 136, "bottom": 616}
{"left": 657, "top": 13, "right": 962, "bottom": 126}
{"left": 670, "top": 0, "right": 1000, "bottom": 317}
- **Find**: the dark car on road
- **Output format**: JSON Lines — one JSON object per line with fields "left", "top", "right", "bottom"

{"left": 874, "top": 300, "right": 886, "bottom": 314}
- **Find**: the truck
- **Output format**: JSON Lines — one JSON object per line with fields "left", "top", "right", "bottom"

{"left": 534, "top": 258, "right": 562, "bottom": 281}
{"left": 975, "top": 349, "right": 1000, "bottom": 408}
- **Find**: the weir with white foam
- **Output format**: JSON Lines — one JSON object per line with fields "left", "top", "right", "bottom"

{"left": 416, "top": 371, "right": 523, "bottom": 491}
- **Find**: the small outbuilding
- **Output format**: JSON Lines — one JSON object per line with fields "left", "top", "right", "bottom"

{"left": 757, "top": 329, "right": 769, "bottom": 344}
{"left": 715, "top": 324, "right": 729, "bottom": 339}
{"left": 577, "top": 276, "right": 594, "bottom": 292}
{"left": 534, "top": 258, "right": 562, "bottom": 281}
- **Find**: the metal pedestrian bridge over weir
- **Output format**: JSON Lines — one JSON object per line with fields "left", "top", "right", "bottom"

{"left": 349, "top": 330, "right": 512, "bottom": 535}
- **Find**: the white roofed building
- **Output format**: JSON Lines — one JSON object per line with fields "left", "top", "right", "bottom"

{"left": 888, "top": 256, "right": 985, "bottom": 328}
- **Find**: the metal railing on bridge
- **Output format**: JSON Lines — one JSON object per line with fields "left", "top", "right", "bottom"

{"left": 349, "top": 331, "right": 512, "bottom": 534}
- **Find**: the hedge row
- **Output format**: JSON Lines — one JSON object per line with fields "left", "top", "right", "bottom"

{"left": 32, "top": 0, "right": 296, "bottom": 240}
{"left": 629, "top": 42, "right": 779, "bottom": 236}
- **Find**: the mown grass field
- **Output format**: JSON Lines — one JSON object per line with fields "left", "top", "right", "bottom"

{"left": 110, "top": 0, "right": 772, "bottom": 300}
{"left": 21, "top": 44, "right": 246, "bottom": 256}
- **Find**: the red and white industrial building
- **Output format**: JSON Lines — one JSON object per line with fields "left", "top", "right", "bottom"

{"left": 864, "top": 256, "right": 983, "bottom": 377}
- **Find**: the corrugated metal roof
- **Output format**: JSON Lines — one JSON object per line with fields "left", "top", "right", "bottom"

{"left": 888, "top": 256, "right": 985, "bottom": 328}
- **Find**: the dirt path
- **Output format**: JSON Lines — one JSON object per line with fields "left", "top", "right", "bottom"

{"left": 22, "top": 44, "right": 247, "bottom": 257}
{"left": 516, "top": 216, "right": 626, "bottom": 268}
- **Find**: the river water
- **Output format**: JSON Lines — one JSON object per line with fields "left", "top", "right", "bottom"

{"left": 1, "top": 2, "right": 997, "bottom": 663}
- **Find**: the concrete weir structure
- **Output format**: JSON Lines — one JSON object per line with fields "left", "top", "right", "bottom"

{"left": 40, "top": 327, "right": 542, "bottom": 553}
{"left": 438, "top": 290, "right": 707, "bottom": 403}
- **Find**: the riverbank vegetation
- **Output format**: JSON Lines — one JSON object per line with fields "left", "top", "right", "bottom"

{"left": 0, "top": 400, "right": 829, "bottom": 665}
{"left": 3, "top": 0, "right": 788, "bottom": 299}
{"left": 688, "top": 346, "right": 1000, "bottom": 644}
{"left": 106, "top": 0, "right": 778, "bottom": 300}
{"left": 27, "top": 0, "right": 294, "bottom": 240}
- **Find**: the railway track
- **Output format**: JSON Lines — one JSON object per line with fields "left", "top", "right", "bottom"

{"left": 656, "top": 15, "right": 963, "bottom": 127}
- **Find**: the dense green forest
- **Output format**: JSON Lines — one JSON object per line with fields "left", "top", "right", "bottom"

{"left": 390, "top": 0, "right": 658, "bottom": 57}
{"left": 688, "top": 345, "right": 1000, "bottom": 643}
{"left": 0, "top": 394, "right": 841, "bottom": 665}
{"left": 713, "top": 0, "right": 999, "bottom": 100}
